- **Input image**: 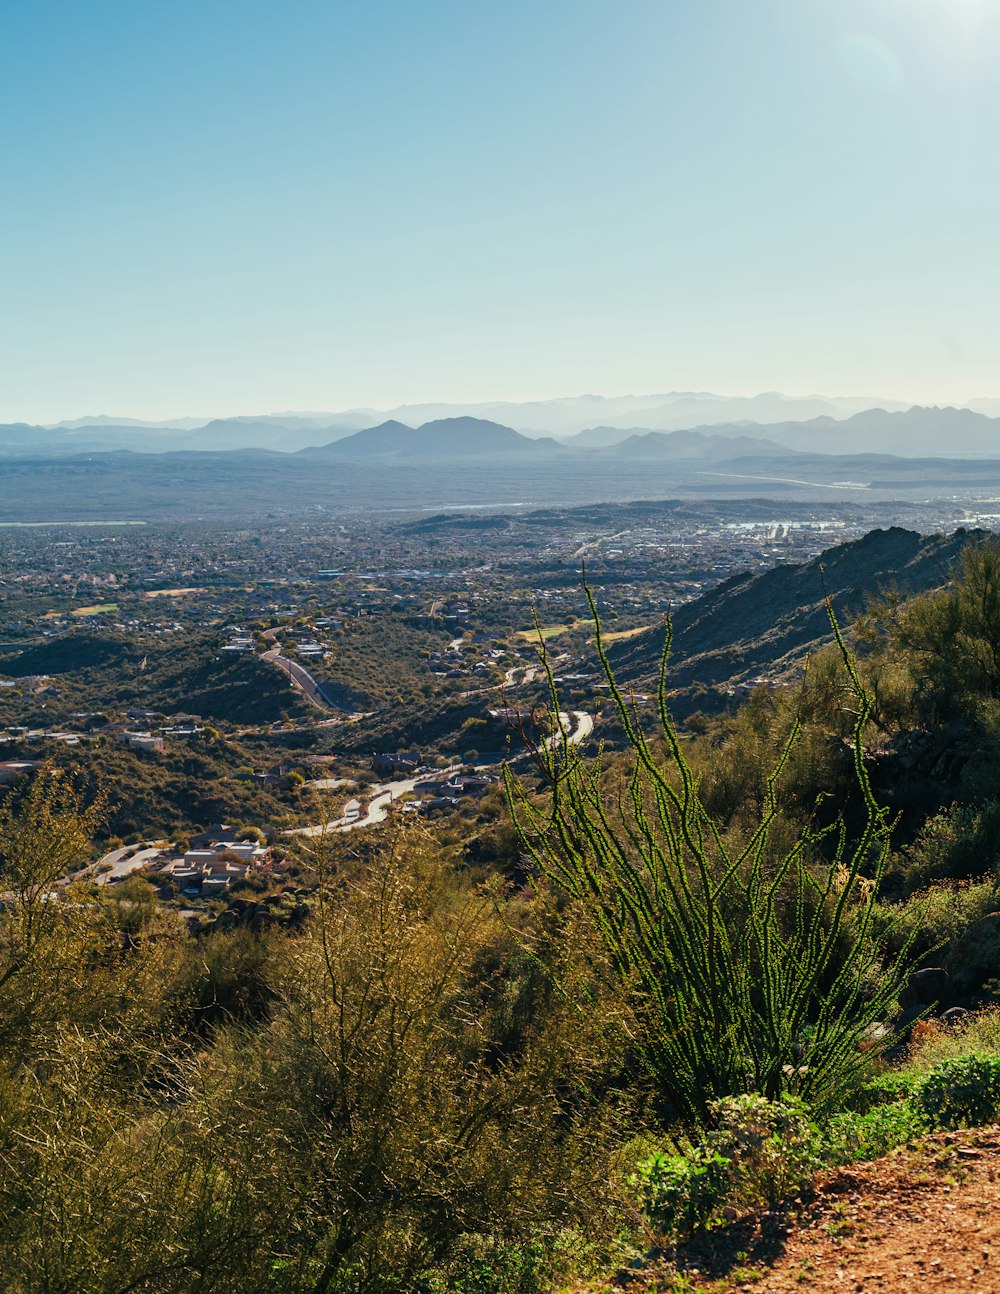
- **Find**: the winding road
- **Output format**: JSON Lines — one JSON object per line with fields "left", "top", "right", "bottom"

{"left": 543, "top": 709, "right": 595, "bottom": 751}
{"left": 90, "top": 841, "right": 168, "bottom": 886}
{"left": 285, "top": 773, "right": 427, "bottom": 838}
{"left": 262, "top": 645, "right": 338, "bottom": 711}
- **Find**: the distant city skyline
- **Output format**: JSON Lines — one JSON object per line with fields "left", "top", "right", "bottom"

{"left": 3, "top": 0, "right": 999, "bottom": 422}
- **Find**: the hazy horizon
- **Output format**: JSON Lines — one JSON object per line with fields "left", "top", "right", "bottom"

{"left": 14, "top": 390, "right": 1000, "bottom": 432}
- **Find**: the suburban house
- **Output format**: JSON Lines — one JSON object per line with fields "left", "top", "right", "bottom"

{"left": 164, "top": 837, "right": 271, "bottom": 895}
{"left": 117, "top": 731, "right": 165, "bottom": 753}
{"left": 371, "top": 751, "right": 421, "bottom": 774}
{"left": 183, "top": 841, "right": 269, "bottom": 867}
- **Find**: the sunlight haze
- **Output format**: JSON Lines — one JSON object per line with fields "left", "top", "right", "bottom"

{"left": 2, "top": 0, "right": 999, "bottom": 420}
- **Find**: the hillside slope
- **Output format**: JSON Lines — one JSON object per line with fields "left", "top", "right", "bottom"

{"left": 0, "top": 631, "right": 312, "bottom": 724}
{"left": 608, "top": 526, "right": 985, "bottom": 705}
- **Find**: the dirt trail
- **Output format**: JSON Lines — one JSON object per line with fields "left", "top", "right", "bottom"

{"left": 622, "top": 1128, "right": 1000, "bottom": 1293}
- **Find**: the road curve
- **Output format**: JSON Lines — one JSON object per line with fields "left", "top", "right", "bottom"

{"left": 90, "top": 840, "right": 168, "bottom": 886}
{"left": 285, "top": 774, "right": 424, "bottom": 838}
{"left": 543, "top": 710, "right": 594, "bottom": 751}
{"left": 262, "top": 646, "right": 336, "bottom": 711}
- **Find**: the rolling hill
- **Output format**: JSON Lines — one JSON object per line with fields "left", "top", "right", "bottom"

{"left": 607, "top": 429, "right": 786, "bottom": 459}
{"left": 606, "top": 526, "right": 986, "bottom": 709}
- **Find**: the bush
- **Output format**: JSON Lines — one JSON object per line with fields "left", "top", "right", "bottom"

{"left": 634, "top": 1147, "right": 731, "bottom": 1240}
{"left": 907, "top": 1006, "right": 1000, "bottom": 1071}
{"left": 508, "top": 590, "right": 915, "bottom": 1123}
{"left": 854, "top": 1070, "right": 921, "bottom": 1111}
{"left": 708, "top": 1094, "right": 820, "bottom": 1205}
{"left": 902, "top": 803, "right": 1000, "bottom": 888}
{"left": 824, "top": 1101, "right": 926, "bottom": 1166}
{"left": 634, "top": 1095, "right": 820, "bottom": 1240}
{"left": 913, "top": 1054, "right": 1000, "bottom": 1129}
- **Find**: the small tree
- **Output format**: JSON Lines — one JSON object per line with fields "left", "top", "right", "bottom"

{"left": 505, "top": 590, "right": 916, "bottom": 1125}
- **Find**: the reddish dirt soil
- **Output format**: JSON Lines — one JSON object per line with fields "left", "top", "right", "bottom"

{"left": 620, "top": 1127, "right": 1000, "bottom": 1293}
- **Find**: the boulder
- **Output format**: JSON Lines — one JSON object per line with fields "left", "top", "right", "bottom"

{"left": 898, "top": 966, "right": 950, "bottom": 1010}
{"left": 946, "top": 912, "right": 1000, "bottom": 997}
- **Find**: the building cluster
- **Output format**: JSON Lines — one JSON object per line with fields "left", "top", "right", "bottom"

{"left": 403, "top": 772, "right": 498, "bottom": 814}
{"left": 160, "top": 833, "right": 272, "bottom": 897}
{"left": 221, "top": 626, "right": 254, "bottom": 653}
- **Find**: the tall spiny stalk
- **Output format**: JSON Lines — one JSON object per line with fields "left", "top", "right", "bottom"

{"left": 504, "top": 588, "right": 916, "bottom": 1124}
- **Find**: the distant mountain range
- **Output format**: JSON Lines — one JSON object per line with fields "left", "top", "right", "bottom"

{"left": 316, "top": 392, "right": 909, "bottom": 435}
{"left": 607, "top": 430, "right": 786, "bottom": 459}
{"left": 760, "top": 407, "right": 1000, "bottom": 458}
{"left": 5, "top": 396, "right": 1000, "bottom": 458}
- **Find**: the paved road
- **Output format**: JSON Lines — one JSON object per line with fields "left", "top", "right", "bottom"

{"left": 568, "top": 710, "right": 594, "bottom": 744}
{"left": 502, "top": 663, "right": 541, "bottom": 687}
{"left": 262, "top": 645, "right": 336, "bottom": 711}
{"left": 543, "top": 710, "right": 594, "bottom": 751}
{"left": 285, "top": 771, "right": 444, "bottom": 838}
{"left": 92, "top": 841, "right": 168, "bottom": 885}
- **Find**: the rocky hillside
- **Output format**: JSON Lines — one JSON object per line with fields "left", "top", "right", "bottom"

{"left": 607, "top": 526, "right": 986, "bottom": 709}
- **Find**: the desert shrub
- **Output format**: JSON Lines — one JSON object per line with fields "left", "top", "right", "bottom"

{"left": 824, "top": 1100, "right": 926, "bottom": 1166}
{"left": 869, "top": 879, "right": 1000, "bottom": 1004}
{"left": 633, "top": 1146, "right": 732, "bottom": 1240}
{"left": 881, "top": 538, "right": 1000, "bottom": 725}
{"left": 507, "top": 592, "right": 915, "bottom": 1123}
{"left": 222, "top": 839, "right": 624, "bottom": 1290}
{"left": 707, "top": 1094, "right": 820, "bottom": 1204}
{"left": 907, "top": 1006, "right": 1000, "bottom": 1070}
{"left": 901, "top": 802, "right": 1000, "bottom": 887}
{"left": 873, "top": 880, "right": 1000, "bottom": 1000}
{"left": 633, "top": 1095, "right": 819, "bottom": 1240}
{"left": 912, "top": 1054, "right": 1000, "bottom": 1129}
{"left": 0, "top": 787, "right": 626, "bottom": 1292}
{"left": 853, "top": 1069, "right": 921, "bottom": 1110}
{"left": 169, "top": 926, "right": 277, "bottom": 1031}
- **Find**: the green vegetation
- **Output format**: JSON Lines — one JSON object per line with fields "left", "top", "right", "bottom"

{"left": 33, "top": 737, "right": 304, "bottom": 839}
{"left": 507, "top": 587, "right": 913, "bottom": 1123}
{"left": 632, "top": 1012, "right": 1000, "bottom": 1244}
{"left": 308, "top": 611, "right": 454, "bottom": 706}
{"left": 0, "top": 629, "right": 312, "bottom": 725}
{"left": 634, "top": 1095, "right": 820, "bottom": 1240}
{"left": 0, "top": 780, "right": 626, "bottom": 1292}
{"left": 11, "top": 535, "right": 1000, "bottom": 1287}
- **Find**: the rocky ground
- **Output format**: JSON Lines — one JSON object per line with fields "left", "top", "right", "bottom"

{"left": 617, "top": 1127, "right": 1000, "bottom": 1292}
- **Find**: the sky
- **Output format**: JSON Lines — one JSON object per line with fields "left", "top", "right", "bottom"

{"left": 1, "top": 0, "right": 999, "bottom": 422}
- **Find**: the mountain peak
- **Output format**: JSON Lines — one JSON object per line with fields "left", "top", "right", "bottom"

{"left": 305, "top": 416, "right": 554, "bottom": 458}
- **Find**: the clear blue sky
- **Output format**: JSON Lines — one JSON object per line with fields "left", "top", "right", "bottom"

{"left": 2, "top": 0, "right": 998, "bottom": 421}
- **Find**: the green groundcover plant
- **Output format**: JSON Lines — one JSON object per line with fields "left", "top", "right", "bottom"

{"left": 634, "top": 1046, "right": 1000, "bottom": 1241}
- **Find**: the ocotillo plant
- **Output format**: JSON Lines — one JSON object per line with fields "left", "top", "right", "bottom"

{"left": 504, "top": 588, "right": 916, "bottom": 1125}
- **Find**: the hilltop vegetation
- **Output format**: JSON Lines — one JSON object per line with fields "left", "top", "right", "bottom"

{"left": 0, "top": 630, "right": 311, "bottom": 725}
{"left": 608, "top": 525, "right": 985, "bottom": 713}
{"left": 9, "top": 534, "right": 1000, "bottom": 1289}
